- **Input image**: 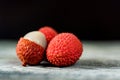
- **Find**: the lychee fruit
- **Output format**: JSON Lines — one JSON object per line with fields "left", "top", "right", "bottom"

{"left": 16, "top": 31, "right": 47, "bottom": 66}
{"left": 39, "top": 26, "right": 58, "bottom": 43}
{"left": 46, "top": 33, "right": 83, "bottom": 67}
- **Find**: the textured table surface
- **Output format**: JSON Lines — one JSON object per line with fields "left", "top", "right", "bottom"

{"left": 0, "top": 40, "right": 120, "bottom": 80}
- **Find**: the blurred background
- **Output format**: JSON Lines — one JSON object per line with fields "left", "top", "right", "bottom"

{"left": 0, "top": 0, "right": 120, "bottom": 40}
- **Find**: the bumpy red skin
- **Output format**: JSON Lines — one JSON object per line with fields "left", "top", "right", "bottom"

{"left": 39, "top": 26, "right": 58, "bottom": 43}
{"left": 46, "top": 33, "right": 83, "bottom": 67}
{"left": 16, "top": 38, "right": 44, "bottom": 66}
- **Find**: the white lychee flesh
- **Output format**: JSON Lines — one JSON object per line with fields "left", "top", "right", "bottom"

{"left": 24, "top": 31, "right": 47, "bottom": 48}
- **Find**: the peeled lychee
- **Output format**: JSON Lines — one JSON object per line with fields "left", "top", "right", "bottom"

{"left": 39, "top": 26, "right": 58, "bottom": 43}
{"left": 46, "top": 33, "right": 83, "bottom": 67}
{"left": 16, "top": 31, "right": 47, "bottom": 66}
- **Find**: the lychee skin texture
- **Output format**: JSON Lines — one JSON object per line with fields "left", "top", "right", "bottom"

{"left": 16, "top": 38, "right": 44, "bottom": 66}
{"left": 39, "top": 26, "right": 58, "bottom": 43}
{"left": 46, "top": 33, "right": 83, "bottom": 67}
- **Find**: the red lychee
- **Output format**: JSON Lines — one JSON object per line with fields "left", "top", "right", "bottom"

{"left": 46, "top": 33, "right": 83, "bottom": 67}
{"left": 16, "top": 31, "right": 47, "bottom": 66}
{"left": 39, "top": 26, "right": 58, "bottom": 43}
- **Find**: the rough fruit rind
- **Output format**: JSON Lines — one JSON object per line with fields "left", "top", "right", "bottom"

{"left": 46, "top": 33, "right": 83, "bottom": 67}
{"left": 39, "top": 26, "right": 58, "bottom": 43}
{"left": 16, "top": 38, "right": 44, "bottom": 66}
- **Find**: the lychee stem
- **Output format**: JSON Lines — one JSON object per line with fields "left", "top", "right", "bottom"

{"left": 22, "top": 62, "right": 27, "bottom": 66}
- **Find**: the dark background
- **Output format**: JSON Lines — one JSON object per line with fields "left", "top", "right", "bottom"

{"left": 0, "top": 0, "right": 120, "bottom": 40}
